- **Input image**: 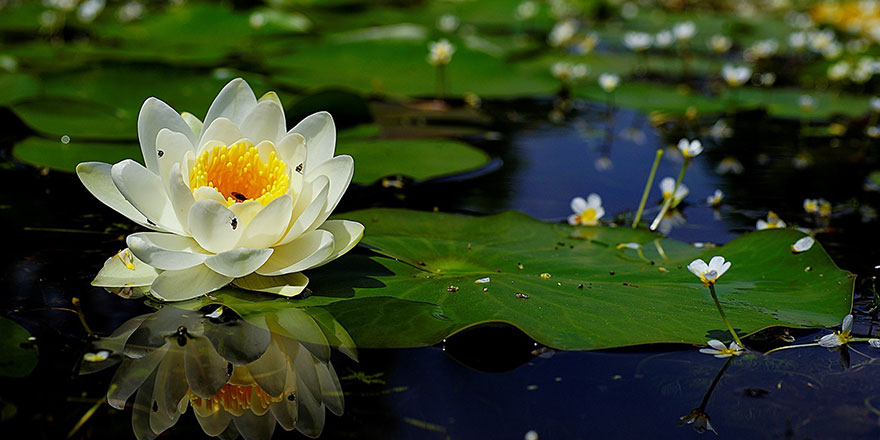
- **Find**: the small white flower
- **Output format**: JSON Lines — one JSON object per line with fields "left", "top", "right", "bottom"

{"left": 706, "top": 189, "right": 723, "bottom": 207}
{"left": 709, "top": 119, "right": 733, "bottom": 140}
{"left": 709, "top": 34, "right": 732, "bottom": 53}
{"left": 83, "top": 350, "right": 111, "bottom": 362}
{"left": 869, "top": 338, "right": 880, "bottom": 349}
{"left": 868, "top": 126, "right": 880, "bottom": 138}
{"left": 804, "top": 198, "right": 832, "bottom": 216}
{"left": 660, "top": 177, "right": 689, "bottom": 205}
{"left": 871, "top": 97, "right": 880, "bottom": 113}
{"left": 818, "top": 314, "right": 853, "bottom": 348}
{"left": 791, "top": 236, "right": 815, "bottom": 253}
{"left": 549, "top": 19, "right": 577, "bottom": 47}
{"left": 799, "top": 94, "right": 815, "bottom": 112}
{"left": 699, "top": 339, "right": 743, "bottom": 358}
{"left": 623, "top": 32, "right": 652, "bottom": 52}
{"left": 76, "top": 0, "right": 105, "bottom": 23}
{"left": 655, "top": 30, "right": 675, "bottom": 48}
{"left": 789, "top": 31, "right": 806, "bottom": 50}
{"left": 428, "top": 39, "right": 455, "bottom": 66}
{"left": 515, "top": 1, "right": 538, "bottom": 21}
{"left": 687, "top": 256, "right": 731, "bottom": 284}
{"left": 474, "top": 277, "right": 491, "bottom": 284}
{"left": 722, "top": 64, "right": 751, "bottom": 87}
{"left": 616, "top": 242, "right": 641, "bottom": 249}
{"left": 437, "top": 14, "right": 460, "bottom": 33}
{"left": 598, "top": 73, "right": 619, "bottom": 93}
{"left": 759, "top": 72, "right": 776, "bottom": 87}
{"left": 715, "top": 156, "right": 743, "bottom": 175}
{"left": 673, "top": 21, "right": 696, "bottom": 41}
{"left": 568, "top": 194, "right": 605, "bottom": 226}
{"left": 827, "top": 61, "right": 851, "bottom": 81}
{"left": 677, "top": 138, "right": 703, "bottom": 158}
{"left": 744, "top": 39, "right": 778, "bottom": 61}
{"left": 756, "top": 211, "right": 786, "bottom": 230}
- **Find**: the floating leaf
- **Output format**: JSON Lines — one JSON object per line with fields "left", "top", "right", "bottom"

{"left": 0, "top": 317, "right": 38, "bottom": 377}
{"left": 13, "top": 137, "right": 140, "bottom": 172}
{"left": 338, "top": 138, "right": 491, "bottom": 184}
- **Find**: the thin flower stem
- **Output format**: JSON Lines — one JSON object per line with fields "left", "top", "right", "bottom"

{"left": 708, "top": 283, "right": 744, "bottom": 348}
{"left": 436, "top": 65, "right": 446, "bottom": 100}
{"left": 764, "top": 342, "right": 819, "bottom": 355}
{"left": 633, "top": 149, "right": 664, "bottom": 229}
{"left": 650, "top": 157, "right": 690, "bottom": 231}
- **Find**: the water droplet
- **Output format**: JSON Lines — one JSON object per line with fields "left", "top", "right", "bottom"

{"left": 61, "top": 135, "right": 70, "bottom": 144}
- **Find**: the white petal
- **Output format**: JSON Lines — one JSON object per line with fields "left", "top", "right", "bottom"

{"left": 76, "top": 162, "right": 156, "bottom": 230}
{"left": 792, "top": 236, "right": 815, "bottom": 253}
{"left": 278, "top": 176, "right": 329, "bottom": 245}
{"left": 238, "top": 195, "right": 293, "bottom": 249}
{"left": 594, "top": 206, "right": 605, "bottom": 221}
{"left": 201, "top": 78, "right": 257, "bottom": 138}
{"left": 228, "top": 200, "right": 263, "bottom": 230}
{"left": 687, "top": 259, "right": 708, "bottom": 277}
{"left": 842, "top": 314, "right": 853, "bottom": 332}
{"left": 717, "top": 261, "right": 731, "bottom": 278}
{"left": 138, "top": 97, "right": 197, "bottom": 175}
{"left": 699, "top": 348, "right": 719, "bottom": 355}
{"left": 233, "top": 272, "right": 309, "bottom": 297}
{"left": 311, "top": 220, "right": 364, "bottom": 268}
{"left": 587, "top": 193, "right": 602, "bottom": 208}
{"left": 150, "top": 264, "right": 232, "bottom": 301}
{"left": 180, "top": 112, "right": 203, "bottom": 138}
{"left": 756, "top": 220, "right": 768, "bottom": 230}
{"left": 708, "top": 256, "right": 726, "bottom": 272}
{"left": 276, "top": 133, "right": 306, "bottom": 166}
{"left": 127, "top": 232, "right": 209, "bottom": 271}
{"left": 111, "top": 160, "right": 185, "bottom": 234}
{"left": 660, "top": 177, "right": 675, "bottom": 193}
{"left": 167, "top": 163, "right": 195, "bottom": 232}
{"left": 567, "top": 214, "right": 579, "bottom": 225}
{"left": 156, "top": 128, "right": 194, "bottom": 191}
{"left": 240, "top": 100, "right": 286, "bottom": 145}
{"left": 198, "top": 117, "right": 244, "bottom": 152}
{"left": 869, "top": 338, "right": 880, "bottom": 349}
{"left": 188, "top": 200, "right": 244, "bottom": 254}
{"left": 291, "top": 111, "right": 336, "bottom": 171}
{"left": 193, "top": 186, "right": 227, "bottom": 204}
{"left": 205, "top": 248, "right": 274, "bottom": 278}
{"left": 254, "top": 140, "right": 278, "bottom": 163}
{"left": 306, "top": 155, "right": 354, "bottom": 225}
{"left": 707, "top": 339, "right": 726, "bottom": 350}
{"left": 818, "top": 333, "right": 841, "bottom": 348}
{"left": 257, "top": 230, "right": 334, "bottom": 276}
{"left": 570, "top": 197, "right": 587, "bottom": 213}
{"left": 91, "top": 249, "right": 158, "bottom": 287}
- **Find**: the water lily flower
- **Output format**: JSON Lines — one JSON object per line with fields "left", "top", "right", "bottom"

{"left": 568, "top": 194, "right": 604, "bottom": 226}
{"left": 623, "top": 31, "right": 652, "bottom": 52}
{"left": 687, "top": 256, "right": 731, "bottom": 285}
{"left": 818, "top": 314, "right": 853, "bottom": 348}
{"left": 77, "top": 79, "right": 363, "bottom": 301}
{"left": 756, "top": 211, "right": 786, "bottom": 230}
{"left": 428, "top": 39, "right": 455, "bottom": 66}
{"left": 706, "top": 189, "right": 723, "bottom": 207}
{"left": 804, "top": 198, "right": 832, "bottom": 216}
{"left": 791, "top": 236, "right": 815, "bottom": 253}
{"left": 709, "top": 34, "right": 732, "bottom": 53}
{"left": 699, "top": 339, "right": 743, "bottom": 358}
{"left": 673, "top": 21, "right": 696, "bottom": 42}
{"left": 660, "top": 177, "right": 689, "bottom": 206}
{"left": 548, "top": 19, "right": 577, "bottom": 47}
{"left": 599, "top": 73, "right": 619, "bottom": 92}
{"left": 679, "top": 409, "right": 717, "bottom": 435}
{"left": 722, "top": 64, "right": 751, "bottom": 87}
{"left": 677, "top": 138, "right": 703, "bottom": 158}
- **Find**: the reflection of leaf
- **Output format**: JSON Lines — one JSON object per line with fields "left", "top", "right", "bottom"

{"left": 300, "top": 208, "right": 850, "bottom": 350}
{"left": 338, "top": 138, "right": 491, "bottom": 184}
{"left": 0, "top": 317, "right": 38, "bottom": 377}
{"left": 319, "top": 297, "right": 456, "bottom": 348}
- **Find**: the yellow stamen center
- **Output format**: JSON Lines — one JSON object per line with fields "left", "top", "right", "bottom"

{"left": 716, "top": 347, "right": 741, "bottom": 356}
{"left": 575, "top": 208, "right": 597, "bottom": 225}
{"left": 189, "top": 141, "right": 289, "bottom": 207}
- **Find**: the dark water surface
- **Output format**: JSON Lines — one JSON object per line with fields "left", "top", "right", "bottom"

{"left": 2, "top": 97, "right": 880, "bottom": 439}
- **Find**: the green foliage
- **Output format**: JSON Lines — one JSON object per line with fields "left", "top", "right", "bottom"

{"left": 0, "top": 317, "right": 38, "bottom": 377}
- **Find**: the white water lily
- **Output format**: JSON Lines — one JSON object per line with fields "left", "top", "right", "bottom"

{"left": 677, "top": 138, "right": 703, "bottom": 158}
{"left": 699, "top": 339, "right": 743, "bottom": 358}
{"left": 428, "top": 39, "right": 455, "bottom": 66}
{"left": 77, "top": 78, "right": 364, "bottom": 301}
{"left": 706, "top": 189, "right": 723, "bottom": 207}
{"left": 791, "top": 236, "right": 815, "bottom": 253}
{"left": 756, "top": 211, "right": 786, "bottom": 230}
{"left": 568, "top": 194, "right": 604, "bottom": 226}
{"left": 818, "top": 314, "right": 853, "bottom": 348}
{"left": 722, "top": 64, "right": 751, "bottom": 87}
{"left": 659, "top": 177, "right": 689, "bottom": 206}
{"left": 599, "top": 73, "right": 619, "bottom": 92}
{"left": 687, "top": 256, "right": 731, "bottom": 285}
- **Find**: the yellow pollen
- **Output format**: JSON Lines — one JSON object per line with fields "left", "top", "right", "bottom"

{"left": 189, "top": 141, "right": 289, "bottom": 207}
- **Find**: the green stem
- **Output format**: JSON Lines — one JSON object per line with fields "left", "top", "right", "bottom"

{"left": 650, "top": 157, "right": 690, "bottom": 231}
{"left": 632, "top": 149, "right": 664, "bottom": 228}
{"left": 708, "top": 283, "right": 744, "bottom": 348}
{"left": 436, "top": 65, "right": 446, "bottom": 100}
{"left": 764, "top": 342, "right": 819, "bottom": 355}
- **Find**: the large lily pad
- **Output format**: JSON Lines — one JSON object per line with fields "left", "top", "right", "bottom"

{"left": 339, "top": 138, "right": 491, "bottom": 184}
{"left": 0, "top": 317, "right": 38, "bottom": 377}
{"left": 12, "top": 137, "right": 140, "bottom": 172}
{"left": 299, "top": 209, "right": 852, "bottom": 350}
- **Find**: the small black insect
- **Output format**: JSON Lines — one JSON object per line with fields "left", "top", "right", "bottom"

{"left": 176, "top": 326, "right": 188, "bottom": 347}
{"left": 295, "top": 163, "right": 304, "bottom": 173}
{"left": 230, "top": 217, "right": 238, "bottom": 230}
{"left": 152, "top": 401, "right": 159, "bottom": 412}
{"left": 287, "top": 393, "right": 296, "bottom": 402}
{"left": 157, "top": 149, "right": 164, "bottom": 158}
{"left": 231, "top": 192, "right": 247, "bottom": 202}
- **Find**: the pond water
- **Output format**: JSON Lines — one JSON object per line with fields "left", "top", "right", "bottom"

{"left": 3, "top": 94, "right": 880, "bottom": 439}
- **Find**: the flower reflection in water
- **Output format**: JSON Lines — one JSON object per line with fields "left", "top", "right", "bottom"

{"left": 81, "top": 303, "right": 355, "bottom": 439}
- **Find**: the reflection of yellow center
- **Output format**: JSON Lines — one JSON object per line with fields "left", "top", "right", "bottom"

{"left": 189, "top": 141, "right": 289, "bottom": 207}
{"left": 189, "top": 383, "right": 282, "bottom": 417}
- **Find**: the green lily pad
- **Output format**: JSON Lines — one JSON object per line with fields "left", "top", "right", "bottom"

{"left": 0, "top": 73, "right": 38, "bottom": 106}
{"left": 13, "top": 137, "right": 140, "bottom": 172}
{"left": 0, "top": 317, "right": 38, "bottom": 377}
{"left": 338, "top": 138, "right": 491, "bottom": 184}
{"left": 300, "top": 209, "right": 850, "bottom": 350}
